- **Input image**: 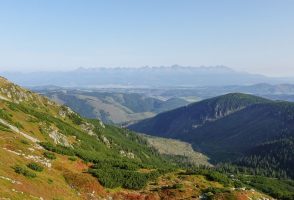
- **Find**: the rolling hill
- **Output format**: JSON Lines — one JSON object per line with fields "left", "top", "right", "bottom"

{"left": 36, "top": 89, "right": 189, "bottom": 124}
{"left": 129, "top": 93, "right": 294, "bottom": 178}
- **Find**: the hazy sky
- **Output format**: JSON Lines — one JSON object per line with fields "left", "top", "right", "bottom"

{"left": 0, "top": 0, "right": 293, "bottom": 76}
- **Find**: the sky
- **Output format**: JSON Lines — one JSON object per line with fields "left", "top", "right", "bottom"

{"left": 0, "top": 0, "right": 293, "bottom": 77}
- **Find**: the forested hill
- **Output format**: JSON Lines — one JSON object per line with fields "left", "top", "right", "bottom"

{"left": 129, "top": 93, "right": 294, "bottom": 178}
{"left": 238, "top": 137, "right": 294, "bottom": 178}
{"left": 129, "top": 93, "right": 270, "bottom": 138}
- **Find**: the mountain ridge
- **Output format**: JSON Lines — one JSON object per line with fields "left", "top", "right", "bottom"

{"left": 129, "top": 93, "right": 294, "bottom": 178}
{"left": 129, "top": 93, "right": 270, "bottom": 138}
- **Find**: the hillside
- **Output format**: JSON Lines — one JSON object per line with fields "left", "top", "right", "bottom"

{"left": 238, "top": 137, "right": 294, "bottom": 178}
{"left": 37, "top": 89, "right": 189, "bottom": 124}
{"left": 0, "top": 76, "right": 171, "bottom": 199}
{"left": 0, "top": 77, "right": 281, "bottom": 199}
{"left": 129, "top": 93, "right": 270, "bottom": 138}
{"left": 129, "top": 93, "right": 294, "bottom": 178}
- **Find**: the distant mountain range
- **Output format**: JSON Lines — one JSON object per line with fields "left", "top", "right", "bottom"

{"left": 129, "top": 93, "right": 294, "bottom": 177}
{"left": 2, "top": 66, "right": 294, "bottom": 87}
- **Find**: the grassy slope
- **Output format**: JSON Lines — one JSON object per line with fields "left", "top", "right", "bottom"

{"left": 0, "top": 77, "right": 165, "bottom": 199}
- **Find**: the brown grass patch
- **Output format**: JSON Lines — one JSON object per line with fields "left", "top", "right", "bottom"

{"left": 63, "top": 170, "right": 106, "bottom": 197}
{"left": 113, "top": 192, "right": 160, "bottom": 200}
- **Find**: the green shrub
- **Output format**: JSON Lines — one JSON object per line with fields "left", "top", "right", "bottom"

{"left": 92, "top": 160, "right": 139, "bottom": 171}
{"left": 206, "top": 171, "right": 231, "bottom": 186}
{"left": 0, "top": 109, "right": 13, "bottom": 121}
{"left": 48, "top": 178, "right": 53, "bottom": 184}
{"left": 20, "top": 139, "right": 29, "bottom": 145}
{"left": 242, "top": 176, "right": 294, "bottom": 200}
{"left": 27, "top": 162, "right": 44, "bottom": 172}
{"left": 13, "top": 165, "right": 36, "bottom": 178}
{"left": 122, "top": 171, "right": 148, "bottom": 190}
{"left": 69, "top": 113, "right": 83, "bottom": 125}
{"left": 88, "top": 160, "right": 162, "bottom": 190}
{"left": 43, "top": 152, "right": 56, "bottom": 160}
{"left": 202, "top": 187, "right": 232, "bottom": 200}
{"left": 187, "top": 168, "right": 232, "bottom": 187}
{"left": 204, "top": 192, "right": 214, "bottom": 200}
{"left": 14, "top": 121, "right": 24, "bottom": 129}
{"left": 40, "top": 142, "right": 75, "bottom": 156}
{"left": 0, "top": 122, "right": 10, "bottom": 132}
{"left": 88, "top": 168, "right": 149, "bottom": 190}
{"left": 7, "top": 103, "right": 17, "bottom": 111}
{"left": 68, "top": 156, "right": 77, "bottom": 161}
{"left": 173, "top": 183, "right": 184, "bottom": 189}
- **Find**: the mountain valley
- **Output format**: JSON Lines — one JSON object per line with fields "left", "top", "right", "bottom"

{"left": 1, "top": 77, "right": 290, "bottom": 199}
